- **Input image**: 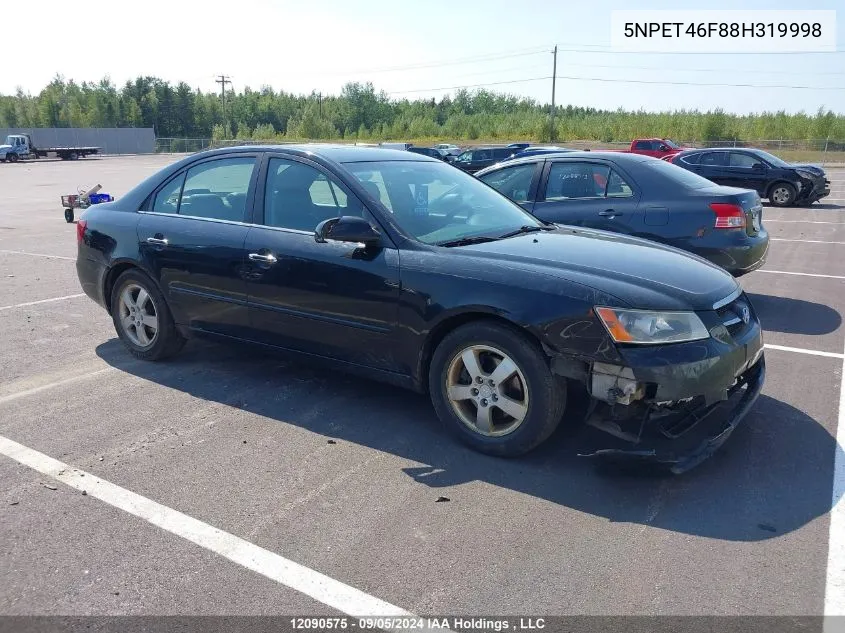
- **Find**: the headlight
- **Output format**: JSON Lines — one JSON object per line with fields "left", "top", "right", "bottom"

{"left": 595, "top": 307, "right": 710, "bottom": 345}
{"left": 795, "top": 170, "right": 816, "bottom": 179}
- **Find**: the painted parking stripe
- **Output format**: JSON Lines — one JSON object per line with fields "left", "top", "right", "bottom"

{"left": 755, "top": 270, "right": 845, "bottom": 280}
{"left": 0, "top": 294, "right": 86, "bottom": 312}
{"left": 824, "top": 340, "right": 845, "bottom": 617}
{"left": 765, "top": 220, "right": 845, "bottom": 225}
{"left": 0, "top": 368, "right": 115, "bottom": 405}
{"left": 770, "top": 238, "right": 845, "bottom": 245}
{"left": 0, "top": 434, "right": 412, "bottom": 621}
{"left": 763, "top": 344, "right": 845, "bottom": 360}
{"left": 0, "top": 293, "right": 86, "bottom": 312}
{"left": 0, "top": 249, "right": 75, "bottom": 261}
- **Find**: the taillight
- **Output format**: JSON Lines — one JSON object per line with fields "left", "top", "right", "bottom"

{"left": 76, "top": 219, "right": 87, "bottom": 244}
{"left": 709, "top": 203, "right": 745, "bottom": 229}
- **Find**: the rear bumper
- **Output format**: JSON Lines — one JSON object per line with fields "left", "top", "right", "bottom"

{"left": 76, "top": 255, "right": 108, "bottom": 310}
{"left": 682, "top": 232, "right": 769, "bottom": 276}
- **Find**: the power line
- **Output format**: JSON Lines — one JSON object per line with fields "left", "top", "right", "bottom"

{"left": 317, "top": 46, "right": 552, "bottom": 76}
{"left": 559, "top": 61, "right": 845, "bottom": 76}
{"left": 386, "top": 76, "right": 551, "bottom": 95}
{"left": 553, "top": 44, "right": 844, "bottom": 55}
{"left": 554, "top": 75, "right": 845, "bottom": 90}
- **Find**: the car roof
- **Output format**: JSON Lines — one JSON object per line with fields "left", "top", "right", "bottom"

{"left": 189, "top": 144, "right": 439, "bottom": 164}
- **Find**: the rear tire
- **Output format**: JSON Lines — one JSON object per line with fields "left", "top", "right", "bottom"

{"left": 428, "top": 321, "right": 566, "bottom": 456}
{"left": 110, "top": 269, "right": 185, "bottom": 361}
{"left": 769, "top": 182, "right": 796, "bottom": 207}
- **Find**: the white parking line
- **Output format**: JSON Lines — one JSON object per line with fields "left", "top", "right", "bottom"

{"left": 770, "top": 238, "right": 845, "bottom": 245}
{"left": 756, "top": 270, "right": 845, "bottom": 280}
{"left": 824, "top": 339, "right": 845, "bottom": 617}
{"left": 0, "top": 294, "right": 85, "bottom": 312}
{"left": 766, "top": 220, "right": 845, "bottom": 225}
{"left": 0, "top": 434, "right": 412, "bottom": 621}
{"left": 0, "top": 249, "right": 75, "bottom": 261}
{"left": 0, "top": 368, "right": 115, "bottom": 405}
{"left": 763, "top": 344, "right": 845, "bottom": 360}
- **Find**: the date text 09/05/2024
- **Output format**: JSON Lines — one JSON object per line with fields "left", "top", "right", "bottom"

{"left": 623, "top": 22, "right": 822, "bottom": 38}
{"left": 290, "top": 617, "right": 547, "bottom": 630}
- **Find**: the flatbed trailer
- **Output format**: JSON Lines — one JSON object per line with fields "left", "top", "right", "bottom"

{"left": 0, "top": 134, "right": 100, "bottom": 162}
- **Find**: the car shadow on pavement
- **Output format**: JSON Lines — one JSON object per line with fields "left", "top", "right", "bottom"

{"left": 748, "top": 293, "right": 842, "bottom": 335}
{"left": 96, "top": 338, "right": 843, "bottom": 543}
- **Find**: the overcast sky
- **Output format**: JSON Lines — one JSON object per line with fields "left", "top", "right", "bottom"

{"left": 4, "top": 0, "right": 843, "bottom": 114}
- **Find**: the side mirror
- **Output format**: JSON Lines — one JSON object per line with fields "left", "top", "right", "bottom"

{"left": 315, "top": 216, "right": 380, "bottom": 246}
{"left": 752, "top": 162, "right": 765, "bottom": 171}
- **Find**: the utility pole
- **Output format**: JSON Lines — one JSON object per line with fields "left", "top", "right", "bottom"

{"left": 216, "top": 75, "right": 231, "bottom": 131}
{"left": 550, "top": 46, "right": 557, "bottom": 142}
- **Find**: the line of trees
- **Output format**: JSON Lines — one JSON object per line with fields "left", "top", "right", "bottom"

{"left": 1, "top": 76, "right": 844, "bottom": 142}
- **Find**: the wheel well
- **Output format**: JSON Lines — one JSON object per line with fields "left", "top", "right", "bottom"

{"left": 103, "top": 263, "right": 139, "bottom": 314}
{"left": 418, "top": 312, "right": 543, "bottom": 393}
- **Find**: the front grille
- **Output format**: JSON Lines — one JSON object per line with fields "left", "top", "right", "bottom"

{"left": 715, "top": 293, "right": 754, "bottom": 339}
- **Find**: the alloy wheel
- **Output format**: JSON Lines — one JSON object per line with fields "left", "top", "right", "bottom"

{"left": 445, "top": 344, "right": 530, "bottom": 437}
{"left": 118, "top": 283, "right": 159, "bottom": 347}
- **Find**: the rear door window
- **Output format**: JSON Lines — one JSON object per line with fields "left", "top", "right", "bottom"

{"left": 728, "top": 152, "right": 759, "bottom": 168}
{"left": 545, "top": 162, "right": 610, "bottom": 200}
{"left": 179, "top": 157, "right": 256, "bottom": 222}
{"left": 152, "top": 173, "right": 185, "bottom": 213}
{"left": 606, "top": 170, "right": 634, "bottom": 198}
{"left": 699, "top": 152, "right": 728, "bottom": 167}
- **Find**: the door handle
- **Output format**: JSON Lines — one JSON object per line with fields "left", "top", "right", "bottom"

{"left": 248, "top": 252, "right": 278, "bottom": 264}
{"left": 598, "top": 210, "right": 622, "bottom": 217}
{"left": 146, "top": 237, "right": 168, "bottom": 246}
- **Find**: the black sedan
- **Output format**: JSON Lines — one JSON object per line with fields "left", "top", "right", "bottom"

{"left": 669, "top": 147, "right": 831, "bottom": 207}
{"left": 476, "top": 152, "right": 769, "bottom": 276}
{"left": 75, "top": 145, "right": 764, "bottom": 472}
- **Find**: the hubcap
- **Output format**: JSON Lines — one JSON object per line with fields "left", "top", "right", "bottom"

{"left": 118, "top": 283, "right": 159, "bottom": 348}
{"left": 773, "top": 187, "right": 790, "bottom": 204}
{"left": 445, "top": 344, "right": 530, "bottom": 437}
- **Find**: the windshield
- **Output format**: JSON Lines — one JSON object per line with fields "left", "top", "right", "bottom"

{"left": 752, "top": 149, "right": 791, "bottom": 168}
{"left": 345, "top": 160, "right": 543, "bottom": 245}
{"left": 645, "top": 159, "right": 720, "bottom": 190}
{"left": 663, "top": 139, "right": 681, "bottom": 149}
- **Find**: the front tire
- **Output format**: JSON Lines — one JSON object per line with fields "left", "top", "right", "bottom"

{"left": 769, "top": 182, "right": 796, "bottom": 207}
{"left": 428, "top": 321, "right": 566, "bottom": 456}
{"left": 110, "top": 269, "right": 185, "bottom": 361}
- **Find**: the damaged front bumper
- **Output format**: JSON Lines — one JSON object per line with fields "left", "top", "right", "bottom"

{"left": 581, "top": 355, "right": 764, "bottom": 473}
{"left": 572, "top": 311, "right": 765, "bottom": 473}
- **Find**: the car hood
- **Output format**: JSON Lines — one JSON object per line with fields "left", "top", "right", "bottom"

{"left": 0, "top": 144, "right": 12, "bottom": 152}
{"left": 792, "top": 163, "right": 826, "bottom": 177}
{"left": 459, "top": 227, "right": 739, "bottom": 311}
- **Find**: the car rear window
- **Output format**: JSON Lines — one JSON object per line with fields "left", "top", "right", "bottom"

{"left": 645, "top": 160, "right": 718, "bottom": 190}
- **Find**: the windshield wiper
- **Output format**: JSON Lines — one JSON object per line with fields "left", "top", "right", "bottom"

{"left": 436, "top": 235, "right": 502, "bottom": 247}
{"left": 497, "top": 224, "right": 555, "bottom": 239}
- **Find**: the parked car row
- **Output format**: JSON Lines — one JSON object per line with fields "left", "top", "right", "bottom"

{"left": 76, "top": 144, "right": 765, "bottom": 473}
{"left": 476, "top": 152, "right": 769, "bottom": 276}
{"left": 668, "top": 147, "right": 831, "bottom": 207}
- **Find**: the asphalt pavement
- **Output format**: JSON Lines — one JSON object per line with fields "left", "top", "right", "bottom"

{"left": 0, "top": 155, "right": 843, "bottom": 622}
